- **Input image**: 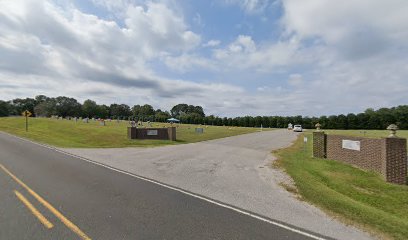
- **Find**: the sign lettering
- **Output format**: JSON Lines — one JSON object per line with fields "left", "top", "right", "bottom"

{"left": 342, "top": 140, "right": 360, "bottom": 151}
{"left": 147, "top": 130, "right": 158, "bottom": 136}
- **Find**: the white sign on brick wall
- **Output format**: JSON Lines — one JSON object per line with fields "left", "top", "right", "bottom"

{"left": 342, "top": 140, "right": 361, "bottom": 151}
{"left": 147, "top": 130, "right": 158, "bottom": 136}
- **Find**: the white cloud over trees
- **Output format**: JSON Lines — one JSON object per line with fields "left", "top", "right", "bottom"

{"left": 0, "top": 0, "right": 407, "bottom": 116}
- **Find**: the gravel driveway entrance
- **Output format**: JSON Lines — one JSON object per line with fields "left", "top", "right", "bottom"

{"left": 63, "top": 129, "right": 373, "bottom": 240}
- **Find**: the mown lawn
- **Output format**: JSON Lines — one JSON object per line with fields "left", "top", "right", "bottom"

{"left": 275, "top": 132, "right": 408, "bottom": 240}
{"left": 0, "top": 117, "right": 261, "bottom": 148}
{"left": 324, "top": 129, "right": 408, "bottom": 141}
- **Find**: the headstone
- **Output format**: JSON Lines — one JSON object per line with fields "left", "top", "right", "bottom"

{"left": 100, "top": 120, "right": 105, "bottom": 126}
{"left": 83, "top": 118, "right": 89, "bottom": 123}
{"left": 195, "top": 128, "right": 204, "bottom": 134}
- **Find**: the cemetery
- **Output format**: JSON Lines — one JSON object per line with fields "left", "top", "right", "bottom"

{"left": 0, "top": 114, "right": 407, "bottom": 239}
{"left": 0, "top": 117, "right": 259, "bottom": 148}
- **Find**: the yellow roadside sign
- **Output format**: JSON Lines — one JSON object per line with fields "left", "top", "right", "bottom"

{"left": 22, "top": 110, "right": 32, "bottom": 117}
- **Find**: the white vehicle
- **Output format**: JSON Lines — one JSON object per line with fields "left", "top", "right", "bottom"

{"left": 293, "top": 125, "right": 302, "bottom": 132}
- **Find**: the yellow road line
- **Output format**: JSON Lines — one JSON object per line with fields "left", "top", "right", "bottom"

{"left": 0, "top": 164, "right": 91, "bottom": 240}
{"left": 14, "top": 190, "right": 54, "bottom": 229}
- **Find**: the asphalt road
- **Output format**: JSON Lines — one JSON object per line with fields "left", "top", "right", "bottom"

{"left": 0, "top": 132, "right": 324, "bottom": 240}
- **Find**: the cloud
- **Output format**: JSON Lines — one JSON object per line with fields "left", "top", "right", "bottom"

{"left": 166, "top": 35, "right": 304, "bottom": 74}
{"left": 164, "top": 54, "right": 216, "bottom": 73}
{"left": 212, "top": 35, "right": 303, "bottom": 73}
{"left": 288, "top": 74, "right": 302, "bottom": 86}
{"left": 224, "top": 0, "right": 275, "bottom": 14}
{"left": 281, "top": 0, "right": 408, "bottom": 60}
{"left": 1, "top": 0, "right": 408, "bottom": 117}
{"left": 0, "top": 0, "right": 242, "bottom": 113}
{"left": 203, "top": 40, "right": 221, "bottom": 47}
{"left": 0, "top": 1, "right": 210, "bottom": 99}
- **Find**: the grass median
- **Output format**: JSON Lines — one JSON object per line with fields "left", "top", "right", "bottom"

{"left": 275, "top": 131, "right": 408, "bottom": 240}
{"left": 0, "top": 117, "right": 261, "bottom": 148}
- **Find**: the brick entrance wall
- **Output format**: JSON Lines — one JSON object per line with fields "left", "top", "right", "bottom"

{"left": 313, "top": 132, "right": 407, "bottom": 185}
{"left": 128, "top": 127, "right": 176, "bottom": 141}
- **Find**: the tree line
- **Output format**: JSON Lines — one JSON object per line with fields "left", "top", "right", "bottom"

{"left": 0, "top": 95, "right": 204, "bottom": 123}
{"left": 0, "top": 95, "right": 407, "bottom": 130}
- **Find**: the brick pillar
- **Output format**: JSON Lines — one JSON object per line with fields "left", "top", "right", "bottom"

{"left": 313, "top": 131, "right": 326, "bottom": 158}
{"left": 167, "top": 127, "right": 176, "bottom": 141}
{"left": 382, "top": 137, "right": 407, "bottom": 184}
{"left": 127, "top": 127, "right": 137, "bottom": 139}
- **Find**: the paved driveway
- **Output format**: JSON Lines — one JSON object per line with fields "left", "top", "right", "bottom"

{"left": 64, "top": 129, "right": 374, "bottom": 240}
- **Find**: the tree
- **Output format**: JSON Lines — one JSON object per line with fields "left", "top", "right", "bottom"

{"left": 0, "top": 100, "right": 10, "bottom": 117}
{"left": 377, "top": 108, "right": 396, "bottom": 129}
{"left": 254, "top": 116, "right": 262, "bottom": 127}
{"left": 82, "top": 99, "right": 99, "bottom": 118}
{"left": 155, "top": 109, "right": 170, "bottom": 122}
{"left": 55, "top": 96, "right": 82, "bottom": 117}
{"left": 356, "top": 113, "right": 369, "bottom": 129}
{"left": 318, "top": 116, "right": 329, "bottom": 129}
{"left": 171, "top": 104, "right": 189, "bottom": 117}
{"left": 9, "top": 98, "right": 37, "bottom": 116}
{"left": 35, "top": 95, "right": 50, "bottom": 103}
{"left": 141, "top": 104, "right": 155, "bottom": 116}
{"left": 110, "top": 104, "right": 131, "bottom": 119}
{"left": 395, "top": 105, "right": 408, "bottom": 129}
{"left": 347, "top": 113, "right": 358, "bottom": 129}
{"left": 337, "top": 114, "right": 348, "bottom": 129}
{"left": 171, "top": 104, "right": 205, "bottom": 118}
{"left": 34, "top": 100, "right": 56, "bottom": 117}
{"left": 2, "top": 94, "right": 408, "bottom": 130}
{"left": 132, "top": 105, "right": 142, "bottom": 117}
{"left": 189, "top": 105, "right": 205, "bottom": 117}
{"left": 98, "top": 105, "right": 110, "bottom": 119}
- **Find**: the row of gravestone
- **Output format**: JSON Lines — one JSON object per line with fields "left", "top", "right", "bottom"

{"left": 50, "top": 116, "right": 123, "bottom": 125}
{"left": 129, "top": 121, "right": 153, "bottom": 128}
{"left": 50, "top": 116, "right": 156, "bottom": 127}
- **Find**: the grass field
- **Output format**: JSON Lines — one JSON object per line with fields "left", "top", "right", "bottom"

{"left": 275, "top": 131, "right": 408, "bottom": 240}
{"left": 324, "top": 129, "right": 408, "bottom": 140}
{"left": 0, "top": 117, "right": 261, "bottom": 148}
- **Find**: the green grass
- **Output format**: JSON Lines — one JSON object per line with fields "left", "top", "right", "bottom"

{"left": 275, "top": 132, "right": 408, "bottom": 240}
{"left": 324, "top": 129, "right": 408, "bottom": 140}
{"left": 0, "top": 117, "right": 261, "bottom": 148}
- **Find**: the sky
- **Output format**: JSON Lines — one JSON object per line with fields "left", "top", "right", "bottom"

{"left": 0, "top": 0, "right": 407, "bottom": 117}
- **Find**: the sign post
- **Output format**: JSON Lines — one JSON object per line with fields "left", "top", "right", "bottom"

{"left": 303, "top": 136, "right": 308, "bottom": 155}
{"left": 22, "top": 110, "right": 32, "bottom": 132}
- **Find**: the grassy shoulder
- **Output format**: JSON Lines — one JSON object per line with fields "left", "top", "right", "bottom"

{"left": 0, "top": 117, "right": 261, "bottom": 148}
{"left": 275, "top": 132, "right": 408, "bottom": 240}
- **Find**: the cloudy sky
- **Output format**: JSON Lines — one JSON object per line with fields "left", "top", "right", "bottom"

{"left": 1, "top": 0, "right": 407, "bottom": 117}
